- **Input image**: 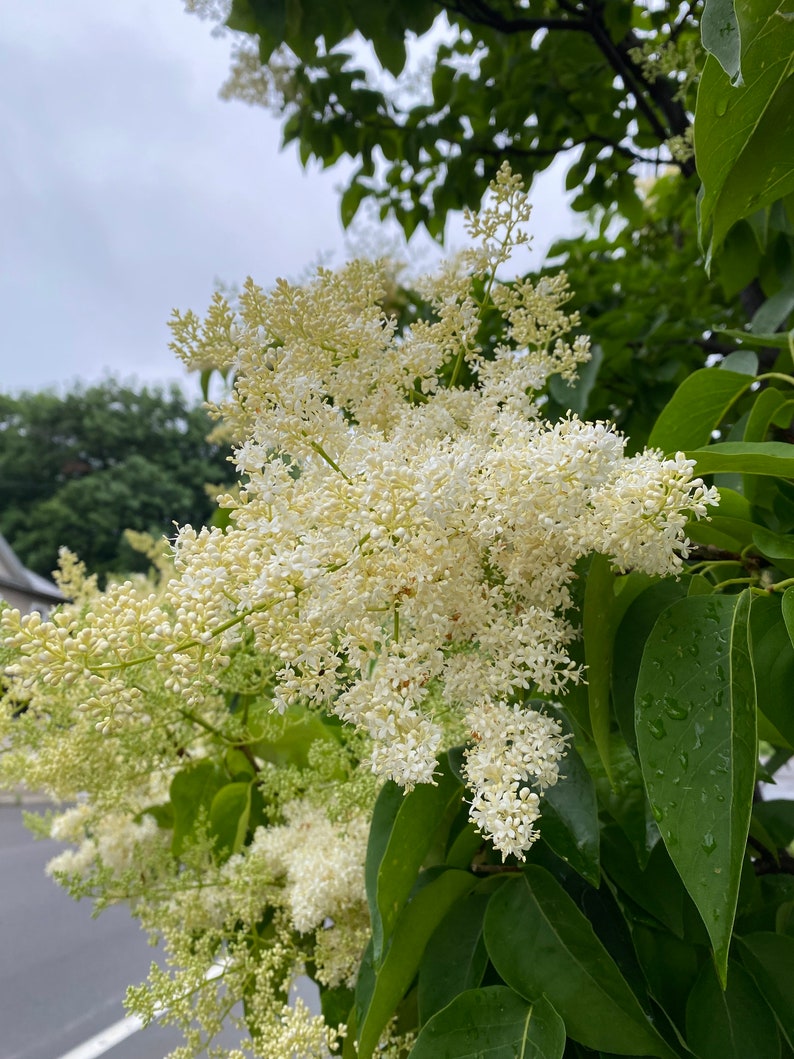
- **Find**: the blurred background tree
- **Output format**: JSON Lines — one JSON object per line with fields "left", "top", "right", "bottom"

{"left": 0, "top": 381, "right": 235, "bottom": 580}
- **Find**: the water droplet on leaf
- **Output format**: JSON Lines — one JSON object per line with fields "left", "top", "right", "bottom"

{"left": 647, "top": 718, "right": 666, "bottom": 740}
{"left": 702, "top": 832, "right": 717, "bottom": 855}
{"left": 663, "top": 697, "right": 689, "bottom": 720}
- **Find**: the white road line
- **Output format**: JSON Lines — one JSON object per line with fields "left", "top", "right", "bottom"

{"left": 53, "top": 962, "right": 226, "bottom": 1059}
{"left": 53, "top": 1014, "right": 145, "bottom": 1059}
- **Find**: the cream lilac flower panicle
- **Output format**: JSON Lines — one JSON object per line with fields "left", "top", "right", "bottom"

{"left": 1, "top": 163, "right": 720, "bottom": 932}
{"left": 464, "top": 700, "right": 569, "bottom": 860}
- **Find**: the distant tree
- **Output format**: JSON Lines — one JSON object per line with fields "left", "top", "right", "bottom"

{"left": 0, "top": 381, "right": 235, "bottom": 579}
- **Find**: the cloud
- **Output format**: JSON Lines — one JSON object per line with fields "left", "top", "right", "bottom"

{"left": 0, "top": 0, "right": 352, "bottom": 395}
{"left": 0, "top": 0, "right": 575, "bottom": 397}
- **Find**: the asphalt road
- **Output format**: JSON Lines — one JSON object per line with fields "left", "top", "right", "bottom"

{"left": 0, "top": 804, "right": 242, "bottom": 1059}
{"left": 3, "top": 763, "right": 792, "bottom": 1059}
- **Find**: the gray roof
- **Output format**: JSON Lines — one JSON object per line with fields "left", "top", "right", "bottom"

{"left": 0, "top": 533, "right": 65, "bottom": 607}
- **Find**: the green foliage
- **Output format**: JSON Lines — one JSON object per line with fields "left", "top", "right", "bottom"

{"left": 538, "top": 175, "right": 735, "bottom": 444}
{"left": 5, "top": 2, "right": 794, "bottom": 1053}
{"left": 636, "top": 592, "right": 756, "bottom": 983}
{"left": 219, "top": 0, "right": 698, "bottom": 234}
{"left": 410, "top": 987, "right": 566, "bottom": 1059}
{"left": 330, "top": 353, "right": 794, "bottom": 1058}
{"left": 366, "top": 760, "right": 464, "bottom": 962}
{"left": 196, "top": 0, "right": 794, "bottom": 441}
{"left": 485, "top": 869, "right": 676, "bottom": 1057}
{"left": 0, "top": 381, "right": 235, "bottom": 579}
{"left": 696, "top": 0, "right": 794, "bottom": 257}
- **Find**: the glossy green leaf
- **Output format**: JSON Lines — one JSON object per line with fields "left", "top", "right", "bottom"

{"left": 209, "top": 781, "right": 251, "bottom": 859}
{"left": 719, "top": 349, "right": 758, "bottom": 375}
{"left": 718, "top": 327, "right": 794, "bottom": 350}
{"left": 635, "top": 592, "right": 756, "bottom": 983}
{"left": 584, "top": 557, "right": 653, "bottom": 782}
{"left": 541, "top": 742, "right": 600, "bottom": 886}
{"left": 746, "top": 389, "right": 794, "bottom": 443}
{"left": 647, "top": 369, "right": 750, "bottom": 454}
{"left": 612, "top": 580, "right": 689, "bottom": 756}
{"left": 686, "top": 514, "right": 760, "bottom": 551}
{"left": 366, "top": 760, "right": 464, "bottom": 962}
{"left": 750, "top": 594, "right": 794, "bottom": 745}
{"left": 701, "top": 0, "right": 741, "bottom": 80}
{"left": 696, "top": 0, "right": 794, "bottom": 253}
{"left": 685, "top": 442, "right": 794, "bottom": 478}
{"left": 685, "top": 959, "right": 780, "bottom": 1059}
{"left": 633, "top": 924, "right": 702, "bottom": 1031}
{"left": 753, "top": 799, "right": 794, "bottom": 850}
{"left": 410, "top": 988, "right": 565, "bottom": 1059}
{"left": 356, "top": 869, "right": 475, "bottom": 1059}
{"left": 743, "top": 391, "right": 794, "bottom": 503}
{"left": 483, "top": 868, "right": 676, "bottom": 1058}
{"left": 752, "top": 287, "right": 794, "bottom": 336}
{"left": 417, "top": 889, "right": 493, "bottom": 1022}
{"left": 739, "top": 933, "right": 794, "bottom": 1048}
{"left": 582, "top": 734, "right": 658, "bottom": 868}
{"left": 169, "top": 760, "right": 225, "bottom": 857}
{"left": 753, "top": 526, "right": 794, "bottom": 575}
{"left": 782, "top": 586, "right": 794, "bottom": 648}
{"left": 601, "top": 825, "right": 687, "bottom": 937}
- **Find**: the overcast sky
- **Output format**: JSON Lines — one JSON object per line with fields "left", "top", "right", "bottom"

{"left": 0, "top": 1, "right": 576, "bottom": 398}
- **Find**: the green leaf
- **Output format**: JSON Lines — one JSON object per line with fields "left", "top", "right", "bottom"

{"left": 356, "top": 868, "right": 475, "bottom": 1059}
{"left": 753, "top": 799, "right": 794, "bottom": 849}
{"left": 366, "top": 761, "right": 464, "bottom": 962}
{"left": 749, "top": 595, "right": 794, "bottom": 745}
{"left": 225, "top": 746, "right": 255, "bottom": 780}
{"left": 685, "top": 441, "right": 794, "bottom": 477}
{"left": 718, "top": 327, "right": 794, "bottom": 351}
{"left": 209, "top": 781, "right": 251, "bottom": 859}
{"left": 720, "top": 349, "right": 759, "bottom": 375}
{"left": 782, "top": 585, "right": 794, "bottom": 647}
{"left": 752, "top": 526, "right": 794, "bottom": 575}
{"left": 483, "top": 868, "right": 676, "bottom": 1057}
{"left": 647, "top": 369, "right": 750, "bottom": 454}
{"left": 547, "top": 344, "right": 603, "bottom": 416}
{"left": 417, "top": 889, "right": 494, "bottom": 1022}
{"left": 743, "top": 390, "right": 793, "bottom": 481}
{"left": 582, "top": 734, "right": 658, "bottom": 868}
{"left": 687, "top": 514, "right": 760, "bottom": 551}
{"left": 685, "top": 959, "right": 780, "bottom": 1059}
{"left": 540, "top": 742, "right": 600, "bottom": 886}
{"left": 340, "top": 179, "right": 367, "bottom": 229}
{"left": 738, "top": 933, "right": 794, "bottom": 1048}
{"left": 612, "top": 580, "right": 689, "bottom": 756}
{"left": 409, "top": 988, "right": 565, "bottom": 1059}
{"left": 169, "top": 760, "right": 225, "bottom": 857}
{"left": 583, "top": 557, "right": 653, "bottom": 782}
{"left": 696, "top": 0, "right": 794, "bottom": 254}
{"left": 635, "top": 592, "right": 757, "bottom": 983}
{"left": 701, "top": 0, "right": 741, "bottom": 81}
{"left": 601, "top": 825, "right": 687, "bottom": 937}
{"left": 632, "top": 924, "right": 702, "bottom": 1031}
{"left": 752, "top": 287, "right": 794, "bottom": 335}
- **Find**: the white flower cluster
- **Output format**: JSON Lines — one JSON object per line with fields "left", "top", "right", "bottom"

{"left": 3, "top": 165, "right": 717, "bottom": 861}
{"left": 465, "top": 702, "right": 568, "bottom": 858}
{"left": 247, "top": 801, "right": 369, "bottom": 935}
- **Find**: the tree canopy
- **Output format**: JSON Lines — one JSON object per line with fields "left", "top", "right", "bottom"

{"left": 0, "top": 381, "right": 235, "bottom": 579}
{"left": 191, "top": 0, "right": 794, "bottom": 438}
